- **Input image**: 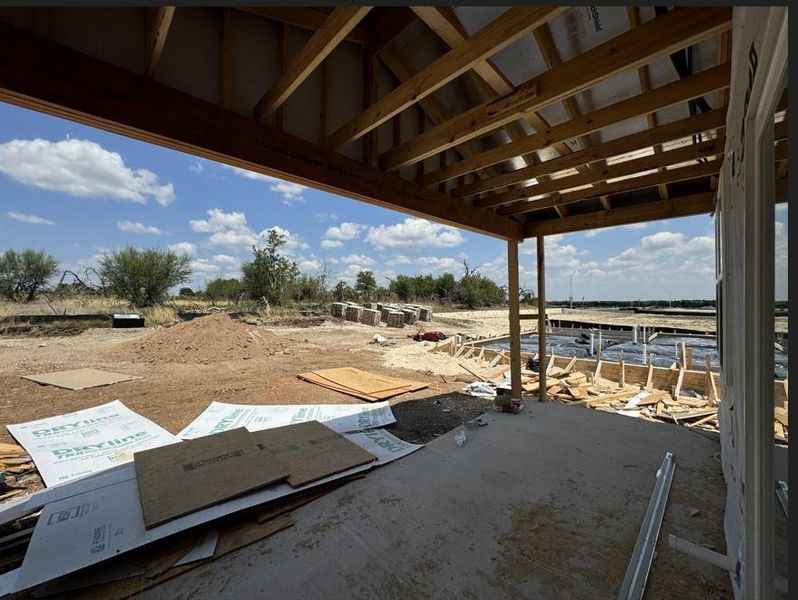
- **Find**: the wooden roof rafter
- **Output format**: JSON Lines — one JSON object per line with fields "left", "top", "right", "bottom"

{"left": 381, "top": 7, "right": 732, "bottom": 173}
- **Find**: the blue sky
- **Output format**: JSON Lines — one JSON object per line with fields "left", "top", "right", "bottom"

{"left": 0, "top": 101, "right": 787, "bottom": 300}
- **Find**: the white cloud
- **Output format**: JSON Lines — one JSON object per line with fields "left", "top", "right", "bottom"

{"left": 340, "top": 254, "right": 375, "bottom": 266}
{"left": 364, "top": 218, "right": 464, "bottom": 250}
{"left": 5, "top": 211, "right": 54, "bottom": 225}
{"left": 384, "top": 254, "right": 464, "bottom": 274}
{"left": 259, "top": 226, "right": 309, "bottom": 255}
{"left": 0, "top": 138, "right": 175, "bottom": 205}
{"left": 190, "top": 208, "right": 248, "bottom": 233}
{"left": 207, "top": 230, "right": 258, "bottom": 248}
{"left": 314, "top": 212, "right": 339, "bottom": 222}
{"left": 321, "top": 239, "right": 343, "bottom": 249}
{"left": 325, "top": 222, "right": 364, "bottom": 241}
{"left": 190, "top": 254, "right": 241, "bottom": 277}
{"left": 169, "top": 242, "right": 198, "bottom": 256}
{"left": 222, "top": 165, "right": 307, "bottom": 205}
{"left": 189, "top": 161, "right": 204, "bottom": 173}
{"left": 116, "top": 220, "right": 168, "bottom": 235}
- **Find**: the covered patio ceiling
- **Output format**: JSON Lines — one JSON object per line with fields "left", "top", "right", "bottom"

{"left": 0, "top": 6, "right": 741, "bottom": 240}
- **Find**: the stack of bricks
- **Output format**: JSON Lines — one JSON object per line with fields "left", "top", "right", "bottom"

{"left": 380, "top": 307, "right": 393, "bottom": 322}
{"left": 418, "top": 307, "right": 433, "bottom": 321}
{"left": 345, "top": 305, "right": 363, "bottom": 322}
{"left": 360, "top": 308, "right": 380, "bottom": 326}
{"left": 402, "top": 308, "right": 418, "bottom": 325}
{"left": 330, "top": 302, "right": 346, "bottom": 318}
{"left": 386, "top": 311, "right": 405, "bottom": 328}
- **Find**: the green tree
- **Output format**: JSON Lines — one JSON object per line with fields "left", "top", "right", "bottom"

{"left": 333, "top": 280, "right": 357, "bottom": 302}
{"left": 388, "top": 274, "right": 416, "bottom": 302}
{"left": 0, "top": 249, "right": 59, "bottom": 302}
{"left": 293, "top": 273, "right": 329, "bottom": 303}
{"left": 205, "top": 278, "right": 242, "bottom": 302}
{"left": 241, "top": 230, "right": 299, "bottom": 305}
{"left": 354, "top": 270, "right": 377, "bottom": 301}
{"left": 454, "top": 273, "right": 505, "bottom": 309}
{"left": 434, "top": 273, "right": 457, "bottom": 303}
{"left": 98, "top": 247, "right": 192, "bottom": 307}
{"left": 178, "top": 287, "right": 195, "bottom": 298}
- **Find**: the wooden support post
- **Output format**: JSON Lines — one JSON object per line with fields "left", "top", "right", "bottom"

{"left": 620, "top": 352, "right": 626, "bottom": 387}
{"left": 685, "top": 347, "right": 694, "bottom": 370}
{"left": 507, "top": 240, "right": 522, "bottom": 400}
{"left": 646, "top": 361, "right": 654, "bottom": 389}
{"left": 537, "top": 235, "right": 547, "bottom": 401}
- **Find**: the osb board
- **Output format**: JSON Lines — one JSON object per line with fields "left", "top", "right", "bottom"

{"left": 250, "top": 421, "right": 375, "bottom": 488}
{"left": 134, "top": 428, "right": 289, "bottom": 529}
{"left": 295, "top": 372, "right": 405, "bottom": 402}
{"left": 20, "top": 368, "right": 141, "bottom": 390}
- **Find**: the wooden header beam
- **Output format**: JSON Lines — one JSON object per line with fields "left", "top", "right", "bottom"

{"left": 382, "top": 7, "right": 732, "bottom": 173}
{"left": 144, "top": 6, "right": 175, "bottom": 78}
{"left": 0, "top": 22, "right": 522, "bottom": 241}
{"left": 328, "top": 7, "right": 564, "bottom": 148}
{"left": 235, "top": 7, "right": 368, "bottom": 45}
{"left": 253, "top": 7, "right": 372, "bottom": 122}
{"left": 523, "top": 192, "right": 716, "bottom": 237}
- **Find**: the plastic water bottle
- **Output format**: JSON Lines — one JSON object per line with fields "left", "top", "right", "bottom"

{"left": 454, "top": 430, "right": 467, "bottom": 447}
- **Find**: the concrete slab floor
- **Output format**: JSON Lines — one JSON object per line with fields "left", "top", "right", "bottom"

{"left": 142, "top": 402, "right": 732, "bottom": 600}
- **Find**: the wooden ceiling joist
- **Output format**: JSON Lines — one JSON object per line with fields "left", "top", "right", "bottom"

{"left": 422, "top": 62, "right": 730, "bottom": 185}
{"left": 328, "top": 7, "right": 565, "bottom": 148}
{"left": 456, "top": 108, "right": 727, "bottom": 199}
{"left": 503, "top": 159, "right": 721, "bottom": 217}
{"left": 144, "top": 6, "right": 175, "bottom": 78}
{"left": 254, "top": 7, "right": 372, "bottom": 122}
{"left": 411, "top": 7, "right": 570, "bottom": 168}
{"left": 0, "top": 22, "right": 522, "bottom": 242}
{"left": 523, "top": 192, "right": 716, "bottom": 237}
{"left": 381, "top": 7, "right": 732, "bottom": 173}
{"left": 235, "top": 7, "right": 368, "bottom": 45}
{"left": 366, "top": 8, "right": 418, "bottom": 56}
{"left": 491, "top": 138, "right": 724, "bottom": 212}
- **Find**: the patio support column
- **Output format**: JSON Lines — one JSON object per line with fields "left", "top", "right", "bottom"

{"left": 537, "top": 235, "right": 547, "bottom": 401}
{"left": 507, "top": 240, "right": 522, "bottom": 400}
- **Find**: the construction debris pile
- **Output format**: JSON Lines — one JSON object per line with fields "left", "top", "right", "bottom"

{"left": 433, "top": 336, "right": 789, "bottom": 442}
{"left": 330, "top": 302, "right": 432, "bottom": 328}
{"left": 109, "top": 313, "right": 293, "bottom": 364}
{"left": 0, "top": 399, "right": 420, "bottom": 598}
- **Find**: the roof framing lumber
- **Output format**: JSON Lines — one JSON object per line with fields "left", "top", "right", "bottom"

{"left": 328, "top": 7, "right": 564, "bottom": 148}
{"left": 381, "top": 7, "right": 732, "bottom": 173}
{"left": 422, "top": 62, "right": 730, "bottom": 185}
{"left": 253, "top": 7, "right": 372, "bottom": 122}
{"left": 462, "top": 109, "right": 726, "bottom": 202}
{"left": 366, "top": 7, "right": 418, "bottom": 56}
{"left": 235, "top": 7, "right": 368, "bottom": 45}
{"left": 523, "top": 192, "right": 716, "bottom": 237}
{"left": 144, "top": 6, "right": 175, "bottom": 78}
{"left": 503, "top": 160, "right": 721, "bottom": 216}
{"left": 0, "top": 22, "right": 522, "bottom": 242}
{"left": 411, "top": 7, "right": 571, "bottom": 168}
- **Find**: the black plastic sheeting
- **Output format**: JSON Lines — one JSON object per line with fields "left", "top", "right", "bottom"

{"left": 483, "top": 332, "right": 789, "bottom": 380}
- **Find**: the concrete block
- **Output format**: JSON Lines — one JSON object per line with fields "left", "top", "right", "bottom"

{"left": 360, "top": 308, "right": 380, "bottom": 326}
{"left": 345, "top": 305, "right": 363, "bottom": 322}
{"left": 402, "top": 309, "right": 418, "bottom": 325}
{"left": 331, "top": 302, "right": 346, "bottom": 318}
{"left": 386, "top": 311, "right": 405, "bottom": 328}
{"left": 419, "top": 307, "right": 433, "bottom": 321}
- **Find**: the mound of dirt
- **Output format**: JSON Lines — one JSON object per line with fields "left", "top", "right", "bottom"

{"left": 109, "top": 313, "right": 293, "bottom": 364}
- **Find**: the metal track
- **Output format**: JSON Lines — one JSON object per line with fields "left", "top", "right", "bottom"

{"left": 617, "top": 452, "right": 676, "bottom": 600}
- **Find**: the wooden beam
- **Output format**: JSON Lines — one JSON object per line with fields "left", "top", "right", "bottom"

{"left": 366, "top": 8, "right": 418, "bottom": 56}
{"left": 319, "top": 57, "right": 330, "bottom": 145}
{"left": 328, "top": 7, "right": 564, "bottom": 148}
{"left": 628, "top": 6, "right": 669, "bottom": 201}
{"left": 254, "top": 7, "right": 372, "bottom": 122}
{"left": 455, "top": 108, "right": 727, "bottom": 199}
{"left": 421, "top": 62, "right": 730, "bottom": 184}
{"left": 489, "top": 136, "right": 724, "bottom": 211}
{"left": 219, "top": 8, "right": 231, "bottom": 110}
{"left": 144, "top": 7, "right": 175, "bottom": 78}
{"left": 523, "top": 192, "right": 716, "bottom": 237}
{"left": 0, "top": 22, "right": 522, "bottom": 242}
{"left": 507, "top": 241, "right": 522, "bottom": 400}
{"left": 411, "top": 7, "right": 572, "bottom": 167}
{"left": 537, "top": 235, "right": 547, "bottom": 402}
{"left": 363, "top": 49, "right": 379, "bottom": 166}
{"left": 503, "top": 159, "right": 721, "bottom": 216}
{"left": 378, "top": 45, "right": 494, "bottom": 177}
{"left": 381, "top": 7, "right": 732, "bottom": 172}
{"left": 235, "top": 7, "right": 368, "bottom": 45}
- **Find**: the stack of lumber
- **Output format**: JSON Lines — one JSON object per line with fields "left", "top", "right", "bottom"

{"left": 0, "top": 443, "right": 35, "bottom": 502}
{"left": 297, "top": 367, "right": 427, "bottom": 402}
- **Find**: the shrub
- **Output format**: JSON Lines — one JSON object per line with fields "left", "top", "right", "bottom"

{"left": 0, "top": 249, "right": 59, "bottom": 302}
{"left": 98, "top": 247, "right": 192, "bottom": 307}
{"left": 205, "top": 278, "right": 242, "bottom": 302}
{"left": 241, "top": 230, "right": 298, "bottom": 306}
{"left": 354, "top": 270, "right": 377, "bottom": 301}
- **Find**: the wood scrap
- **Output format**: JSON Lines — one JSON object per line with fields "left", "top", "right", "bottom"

{"left": 775, "top": 406, "right": 788, "bottom": 427}
{"left": 459, "top": 362, "right": 486, "bottom": 382}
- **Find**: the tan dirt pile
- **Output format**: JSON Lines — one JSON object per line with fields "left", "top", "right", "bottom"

{"left": 109, "top": 313, "right": 293, "bottom": 364}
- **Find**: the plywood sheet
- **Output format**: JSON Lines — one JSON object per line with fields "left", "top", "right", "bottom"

{"left": 297, "top": 367, "right": 427, "bottom": 401}
{"left": 20, "top": 368, "right": 140, "bottom": 390}
{"left": 250, "top": 421, "right": 376, "bottom": 488}
{"left": 134, "top": 428, "right": 289, "bottom": 529}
